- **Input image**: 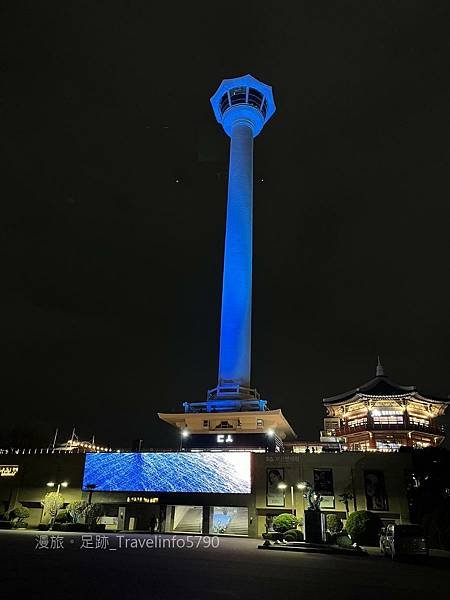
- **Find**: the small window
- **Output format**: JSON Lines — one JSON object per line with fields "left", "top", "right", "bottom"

{"left": 257, "top": 419, "right": 263, "bottom": 427}
{"left": 203, "top": 420, "right": 209, "bottom": 428}
{"left": 230, "top": 87, "right": 246, "bottom": 105}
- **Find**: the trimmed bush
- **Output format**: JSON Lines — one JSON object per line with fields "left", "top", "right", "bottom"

{"left": 326, "top": 514, "right": 343, "bottom": 534}
{"left": 284, "top": 528, "right": 304, "bottom": 542}
{"left": 10, "top": 505, "right": 30, "bottom": 526}
{"left": 336, "top": 533, "right": 353, "bottom": 548}
{"left": 346, "top": 510, "right": 383, "bottom": 545}
{"left": 272, "top": 513, "right": 300, "bottom": 533}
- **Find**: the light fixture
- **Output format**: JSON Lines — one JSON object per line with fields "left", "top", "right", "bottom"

{"left": 297, "top": 482, "right": 307, "bottom": 490}
{"left": 181, "top": 430, "right": 189, "bottom": 438}
{"left": 277, "top": 482, "right": 288, "bottom": 490}
{"left": 46, "top": 482, "right": 55, "bottom": 487}
{"left": 61, "top": 481, "right": 69, "bottom": 488}
{"left": 266, "top": 429, "right": 275, "bottom": 437}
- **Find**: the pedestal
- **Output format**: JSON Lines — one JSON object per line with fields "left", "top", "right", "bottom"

{"left": 304, "top": 510, "right": 326, "bottom": 543}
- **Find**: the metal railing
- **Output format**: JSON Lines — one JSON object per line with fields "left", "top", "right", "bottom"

{"left": 335, "top": 422, "right": 444, "bottom": 436}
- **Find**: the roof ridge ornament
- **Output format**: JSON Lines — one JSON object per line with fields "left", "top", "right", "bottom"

{"left": 376, "top": 356, "right": 386, "bottom": 377}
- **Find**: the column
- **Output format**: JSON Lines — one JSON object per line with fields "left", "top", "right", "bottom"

{"left": 218, "top": 122, "right": 254, "bottom": 387}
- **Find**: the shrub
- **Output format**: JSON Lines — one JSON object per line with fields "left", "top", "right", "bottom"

{"left": 67, "top": 501, "right": 86, "bottom": 524}
{"left": 16, "top": 522, "right": 28, "bottom": 529}
{"left": 272, "top": 513, "right": 300, "bottom": 533}
{"left": 326, "top": 514, "right": 343, "bottom": 534}
{"left": 84, "top": 503, "right": 103, "bottom": 530}
{"left": 346, "top": 510, "right": 383, "bottom": 545}
{"left": 284, "top": 528, "right": 304, "bottom": 542}
{"left": 10, "top": 505, "right": 30, "bottom": 526}
{"left": 336, "top": 533, "right": 353, "bottom": 548}
{"left": 54, "top": 509, "right": 72, "bottom": 523}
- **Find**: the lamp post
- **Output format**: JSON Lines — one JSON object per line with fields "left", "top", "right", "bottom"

{"left": 46, "top": 480, "right": 68, "bottom": 529}
{"left": 278, "top": 482, "right": 304, "bottom": 516}
{"left": 46, "top": 480, "right": 68, "bottom": 496}
{"left": 84, "top": 483, "right": 97, "bottom": 505}
{"left": 180, "top": 429, "right": 189, "bottom": 451}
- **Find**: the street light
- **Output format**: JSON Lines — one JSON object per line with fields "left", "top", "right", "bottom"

{"left": 278, "top": 482, "right": 302, "bottom": 516}
{"left": 46, "top": 481, "right": 68, "bottom": 495}
{"left": 180, "top": 429, "right": 189, "bottom": 450}
{"left": 46, "top": 481, "right": 69, "bottom": 529}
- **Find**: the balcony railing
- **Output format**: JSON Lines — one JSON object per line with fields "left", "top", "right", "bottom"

{"left": 335, "top": 422, "right": 444, "bottom": 437}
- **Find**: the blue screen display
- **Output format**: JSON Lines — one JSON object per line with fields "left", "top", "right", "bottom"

{"left": 82, "top": 452, "right": 251, "bottom": 494}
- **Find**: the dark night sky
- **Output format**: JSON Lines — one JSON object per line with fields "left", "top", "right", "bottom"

{"left": 1, "top": 1, "right": 449, "bottom": 449}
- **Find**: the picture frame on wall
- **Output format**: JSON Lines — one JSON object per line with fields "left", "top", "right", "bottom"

{"left": 266, "top": 468, "right": 285, "bottom": 507}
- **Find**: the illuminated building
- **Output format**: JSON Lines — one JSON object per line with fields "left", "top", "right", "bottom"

{"left": 159, "top": 75, "right": 296, "bottom": 450}
{"left": 321, "top": 359, "right": 449, "bottom": 451}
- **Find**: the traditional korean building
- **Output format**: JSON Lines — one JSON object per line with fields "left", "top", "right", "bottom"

{"left": 321, "top": 359, "right": 449, "bottom": 451}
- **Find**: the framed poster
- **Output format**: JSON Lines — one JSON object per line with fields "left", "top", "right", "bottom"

{"left": 364, "top": 470, "right": 389, "bottom": 511}
{"left": 313, "top": 469, "right": 335, "bottom": 509}
{"left": 266, "top": 468, "right": 285, "bottom": 507}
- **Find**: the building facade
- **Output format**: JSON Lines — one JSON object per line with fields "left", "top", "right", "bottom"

{"left": 321, "top": 361, "right": 448, "bottom": 451}
{"left": 0, "top": 449, "right": 414, "bottom": 538}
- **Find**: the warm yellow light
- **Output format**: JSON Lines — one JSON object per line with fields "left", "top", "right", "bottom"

{"left": 297, "top": 482, "right": 307, "bottom": 490}
{"left": 61, "top": 481, "right": 69, "bottom": 488}
{"left": 278, "top": 483, "right": 288, "bottom": 490}
{"left": 181, "top": 430, "right": 189, "bottom": 438}
{"left": 46, "top": 482, "right": 55, "bottom": 487}
{"left": 267, "top": 429, "right": 275, "bottom": 437}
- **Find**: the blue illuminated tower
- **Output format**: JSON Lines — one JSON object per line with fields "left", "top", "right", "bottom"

{"left": 207, "top": 74, "right": 276, "bottom": 407}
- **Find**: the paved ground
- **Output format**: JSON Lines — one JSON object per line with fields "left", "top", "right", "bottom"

{"left": 1, "top": 531, "right": 449, "bottom": 600}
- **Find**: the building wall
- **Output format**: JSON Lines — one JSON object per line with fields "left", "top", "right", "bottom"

{"left": 0, "top": 450, "right": 412, "bottom": 536}
{"left": 253, "top": 451, "right": 412, "bottom": 537}
{"left": 0, "top": 453, "right": 84, "bottom": 526}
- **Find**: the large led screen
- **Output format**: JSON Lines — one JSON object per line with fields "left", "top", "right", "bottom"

{"left": 83, "top": 452, "right": 251, "bottom": 494}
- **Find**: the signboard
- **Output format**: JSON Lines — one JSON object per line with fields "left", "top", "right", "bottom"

{"left": 182, "top": 432, "right": 281, "bottom": 452}
{"left": 83, "top": 452, "right": 251, "bottom": 494}
{"left": 0, "top": 465, "right": 19, "bottom": 477}
{"left": 313, "top": 469, "right": 335, "bottom": 509}
{"left": 266, "top": 468, "right": 285, "bottom": 507}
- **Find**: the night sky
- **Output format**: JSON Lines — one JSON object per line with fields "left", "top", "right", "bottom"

{"left": 2, "top": 2, "right": 449, "bottom": 449}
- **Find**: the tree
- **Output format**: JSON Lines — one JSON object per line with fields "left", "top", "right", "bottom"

{"left": 338, "top": 485, "right": 354, "bottom": 515}
{"left": 41, "top": 492, "right": 64, "bottom": 524}
{"left": 346, "top": 510, "right": 382, "bottom": 545}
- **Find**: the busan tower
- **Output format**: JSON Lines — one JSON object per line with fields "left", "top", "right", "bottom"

{"left": 159, "top": 76, "right": 296, "bottom": 449}
{"left": 208, "top": 74, "right": 276, "bottom": 405}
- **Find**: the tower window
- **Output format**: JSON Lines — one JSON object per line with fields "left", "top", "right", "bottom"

{"left": 248, "top": 88, "right": 263, "bottom": 109}
{"left": 229, "top": 87, "right": 246, "bottom": 105}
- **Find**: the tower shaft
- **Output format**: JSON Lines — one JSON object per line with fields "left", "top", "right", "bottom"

{"left": 218, "top": 122, "right": 254, "bottom": 388}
